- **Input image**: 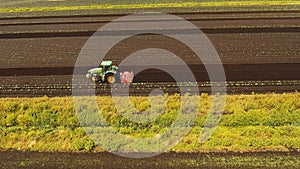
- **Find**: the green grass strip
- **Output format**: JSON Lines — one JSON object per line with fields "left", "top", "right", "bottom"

{"left": 0, "top": 92, "right": 299, "bottom": 152}
{"left": 0, "top": 1, "right": 299, "bottom": 13}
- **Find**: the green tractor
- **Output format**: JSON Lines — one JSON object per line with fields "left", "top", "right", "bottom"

{"left": 85, "top": 61, "right": 118, "bottom": 84}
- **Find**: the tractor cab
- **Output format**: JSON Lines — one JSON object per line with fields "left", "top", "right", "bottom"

{"left": 100, "top": 60, "right": 118, "bottom": 73}
{"left": 101, "top": 60, "right": 112, "bottom": 72}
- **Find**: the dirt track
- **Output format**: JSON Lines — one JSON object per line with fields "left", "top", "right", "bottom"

{"left": 1, "top": 151, "right": 299, "bottom": 169}
{"left": 0, "top": 11, "right": 299, "bottom": 97}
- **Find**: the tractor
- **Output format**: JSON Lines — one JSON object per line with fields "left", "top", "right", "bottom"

{"left": 85, "top": 61, "right": 118, "bottom": 84}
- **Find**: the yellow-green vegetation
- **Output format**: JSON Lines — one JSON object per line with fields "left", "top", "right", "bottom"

{"left": 0, "top": 92, "right": 299, "bottom": 152}
{"left": 0, "top": 0, "right": 299, "bottom": 13}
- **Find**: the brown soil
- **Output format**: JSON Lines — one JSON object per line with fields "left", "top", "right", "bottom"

{"left": 0, "top": 151, "right": 299, "bottom": 169}
{"left": 0, "top": 12, "right": 299, "bottom": 97}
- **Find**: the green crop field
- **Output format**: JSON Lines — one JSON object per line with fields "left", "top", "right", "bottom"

{"left": 0, "top": 92, "right": 299, "bottom": 152}
{"left": 0, "top": 0, "right": 299, "bottom": 13}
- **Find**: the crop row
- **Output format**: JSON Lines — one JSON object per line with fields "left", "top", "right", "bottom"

{"left": 0, "top": 80, "right": 299, "bottom": 92}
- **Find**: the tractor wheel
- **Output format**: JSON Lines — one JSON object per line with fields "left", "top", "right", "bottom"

{"left": 106, "top": 75, "right": 116, "bottom": 84}
{"left": 91, "top": 75, "right": 100, "bottom": 82}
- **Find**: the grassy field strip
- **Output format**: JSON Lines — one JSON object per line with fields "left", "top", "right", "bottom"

{"left": 0, "top": 1, "right": 300, "bottom": 13}
{"left": 0, "top": 92, "right": 299, "bottom": 152}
